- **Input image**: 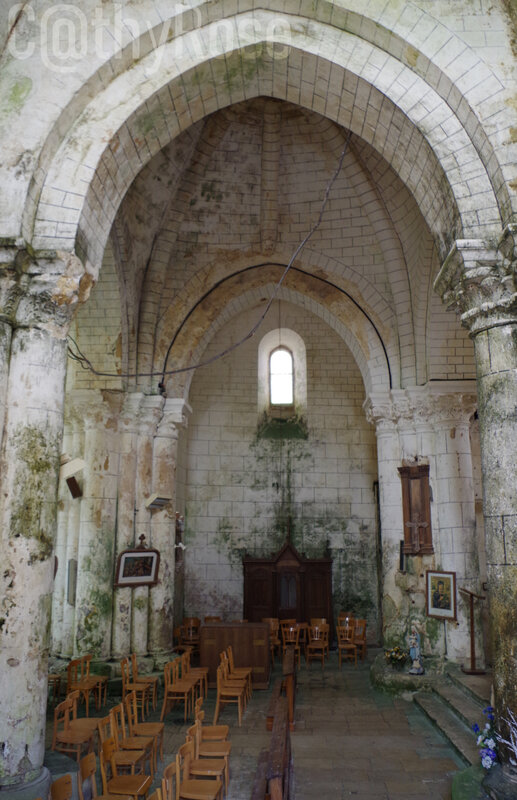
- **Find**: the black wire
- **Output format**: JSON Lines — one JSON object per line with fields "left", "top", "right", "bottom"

{"left": 66, "top": 132, "right": 352, "bottom": 385}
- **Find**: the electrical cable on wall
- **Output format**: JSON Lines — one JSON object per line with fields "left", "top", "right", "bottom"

{"left": 67, "top": 132, "right": 352, "bottom": 391}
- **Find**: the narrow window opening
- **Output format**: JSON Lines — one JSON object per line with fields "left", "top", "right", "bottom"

{"left": 270, "top": 347, "right": 294, "bottom": 406}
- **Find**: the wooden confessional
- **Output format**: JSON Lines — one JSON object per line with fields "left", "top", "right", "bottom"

{"left": 242, "top": 541, "right": 333, "bottom": 630}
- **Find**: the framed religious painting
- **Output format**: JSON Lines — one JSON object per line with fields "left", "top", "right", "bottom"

{"left": 426, "top": 570, "right": 457, "bottom": 620}
{"left": 114, "top": 538, "right": 160, "bottom": 588}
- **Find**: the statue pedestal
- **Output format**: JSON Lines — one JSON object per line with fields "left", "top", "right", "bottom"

{"left": 483, "top": 763, "right": 517, "bottom": 799}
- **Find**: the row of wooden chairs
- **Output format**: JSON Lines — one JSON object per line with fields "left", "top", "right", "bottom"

{"left": 161, "top": 649, "right": 209, "bottom": 722}
{"left": 45, "top": 697, "right": 230, "bottom": 800}
{"left": 121, "top": 654, "right": 160, "bottom": 718}
{"left": 52, "top": 685, "right": 164, "bottom": 768}
{"left": 66, "top": 654, "right": 108, "bottom": 716}
{"left": 213, "top": 646, "right": 252, "bottom": 727}
{"left": 263, "top": 615, "right": 367, "bottom": 667}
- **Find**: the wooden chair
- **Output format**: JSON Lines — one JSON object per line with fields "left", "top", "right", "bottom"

{"left": 337, "top": 622, "right": 357, "bottom": 667}
{"left": 219, "top": 653, "right": 248, "bottom": 707}
{"left": 194, "top": 698, "right": 229, "bottom": 742}
{"left": 84, "top": 654, "right": 108, "bottom": 708}
{"left": 187, "top": 721, "right": 232, "bottom": 790}
{"left": 99, "top": 737, "right": 152, "bottom": 799}
{"left": 281, "top": 624, "right": 301, "bottom": 668}
{"left": 213, "top": 663, "right": 245, "bottom": 726}
{"left": 309, "top": 617, "right": 327, "bottom": 626}
{"left": 226, "top": 646, "right": 252, "bottom": 701}
{"left": 353, "top": 618, "right": 367, "bottom": 661}
{"left": 181, "top": 649, "right": 208, "bottom": 700}
{"left": 179, "top": 618, "right": 201, "bottom": 655}
{"left": 67, "top": 689, "right": 103, "bottom": 743}
{"left": 148, "top": 791, "right": 162, "bottom": 800}
{"left": 306, "top": 623, "right": 329, "bottom": 670}
{"left": 121, "top": 657, "right": 150, "bottom": 721}
{"left": 161, "top": 659, "right": 195, "bottom": 722}
{"left": 66, "top": 657, "right": 101, "bottom": 717}
{"left": 183, "top": 730, "right": 226, "bottom": 797}
{"left": 98, "top": 713, "right": 147, "bottom": 776}
{"left": 262, "top": 618, "right": 281, "bottom": 664}
{"left": 130, "top": 654, "right": 159, "bottom": 712}
{"left": 51, "top": 773, "right": 73, "bottom": 800}
{"left": 78, "top": 751, "right": 132, "bottom": 800}
{"left": 176, "top": 742, "right": 223, "bottom": 800}
{"left": 51, "top": 695, "right": 94, "bottom": 762}
{"left": 124, "top": 690, "right": 164, "bottom": 773}
{"left": 110, "top": 704, "right": 155, "bottom": 777}
{"left": 338, "top": 611, "right": 354, "bottom": 627}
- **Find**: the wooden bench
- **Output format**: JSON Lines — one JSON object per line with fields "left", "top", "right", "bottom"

{"left": 253, "top": 696, "right": 292, "bottom": 800}
{"left": 266, "top": 646, "right": 296, "bottom": 732}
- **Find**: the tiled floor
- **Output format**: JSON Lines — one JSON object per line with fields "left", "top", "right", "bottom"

{"left": 46, "top": 650, "right": 464, "bottom": 799}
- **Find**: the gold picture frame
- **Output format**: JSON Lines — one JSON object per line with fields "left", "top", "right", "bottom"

{"left": 426, "top": 570, "right": 457, "bottom": 620}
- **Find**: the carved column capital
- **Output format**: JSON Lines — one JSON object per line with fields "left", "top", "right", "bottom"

{"left": 155, "top": 398, "right": 192, "bottom": 439}
{"left": 434, "top": 233, "right": 517, "bottom": 335}
{"left": 0, "top": 246, "right": 94, "bottom": 336}
{"left": 363, "top": 393, "right": 397, "bottom": 433}
{"left": 365, "top": 385, "right": 477, "bottom": 432}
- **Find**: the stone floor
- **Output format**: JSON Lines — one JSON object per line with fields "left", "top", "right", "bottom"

{"left": 46, "top": 649, "right": 465, "bottom": 799}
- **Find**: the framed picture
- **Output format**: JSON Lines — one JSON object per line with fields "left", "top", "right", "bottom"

{"left": 426, "top": 570, "right": 457, "bottom": 620}
{"left": 114, "top": 545, "right": 160, "bottom": 588}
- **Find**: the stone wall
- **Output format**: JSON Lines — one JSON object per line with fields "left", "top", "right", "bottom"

{"left": 184, "top": 301, "right": 380, "bottom": 637}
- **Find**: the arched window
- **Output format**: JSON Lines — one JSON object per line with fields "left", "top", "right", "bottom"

{"left": 258, "top": 329, "right": 307, "bottom": 416}
{"left": 269, "top": 347, "right": 294, "bottom": 406}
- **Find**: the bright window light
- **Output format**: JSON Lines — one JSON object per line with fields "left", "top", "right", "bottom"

{"left": 270, "top": 348, "right": 294, "bottom": 405}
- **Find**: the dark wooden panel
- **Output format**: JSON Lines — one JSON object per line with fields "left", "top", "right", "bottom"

{"left": 244, "top": 565, "right": 273, "bottom": 622}
{"left": 199, "top": 622, "right": 270, "bottom": 689}
{"left": 399, "top": 463, "right": 433, "bottom": 555}
{"left": 243, "top": 542, "right": 333, "bottom": 637}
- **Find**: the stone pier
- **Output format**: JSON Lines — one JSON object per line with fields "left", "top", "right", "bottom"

{"left": 435, "top": 232, "right": 517, "bottom": 778}
{"left": 0, "top": 249, "right": 90, "bottom": 797}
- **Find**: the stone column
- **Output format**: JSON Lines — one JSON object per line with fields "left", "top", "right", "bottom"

{"left": 59, "top": 413, "right": 84, "bottom": 657}
{"left": 364, "top": 393, "right": 406, "bottom": 643}
{"left": 111, "top": 392, "right": 143, "bottom": 659}
{"left": 130, "top": 395, "right": 164, "bottom": 656}
{"left": 435, "top": 231, "right": 517, "bottom": 771}
{"left": 427, "top": 388, "right": 479, "bottom": 663}
{"left": 0, "top": 320, "right": 11, "bottom": 449}
{"left": 73, "top": 391, "right": 121, "bottom": 660}
{"left": 148, "top": 398, "right": 191, "bottom": 664}
{"left": 0, "top": 248, "right": 91, "bottom": 797}
{"left": 51, "top": 420, "right": 73, "bottom": 657}
{"left": 365, "top": 385, "right": 478, "bottom": 662}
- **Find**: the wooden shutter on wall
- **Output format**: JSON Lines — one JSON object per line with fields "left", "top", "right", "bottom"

{"left": 398, "top": 463, "right": 433, "bottom": 555}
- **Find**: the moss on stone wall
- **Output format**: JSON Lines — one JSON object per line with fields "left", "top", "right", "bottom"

{"left": 9, "top": 425, "right": 58, "bottom": 562}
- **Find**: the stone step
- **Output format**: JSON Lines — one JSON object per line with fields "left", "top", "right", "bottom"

{"left": 414, "top": 691, "right": 480, "bottom": 766}
{"left": 433, "top": 679, "right": 485, "bottom": 729}
{"left": 445, "top": 666, "right": 492, "bottom": 708}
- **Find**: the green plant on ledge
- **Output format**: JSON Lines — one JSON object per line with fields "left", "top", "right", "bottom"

{"left": 384, "top": 645, "right": 408, "bottom": 668}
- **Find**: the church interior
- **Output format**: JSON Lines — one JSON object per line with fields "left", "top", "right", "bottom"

{"left": 1, "top": 1, "right": 517, "bottom": 797}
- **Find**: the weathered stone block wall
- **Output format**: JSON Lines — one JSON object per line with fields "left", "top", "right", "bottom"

{"left": 184, "top": 301, "right": 379, "bottom": 636}
{"left": 66, "top": 241, "right": 123, "bottom": 392}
